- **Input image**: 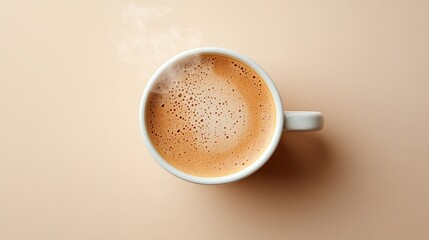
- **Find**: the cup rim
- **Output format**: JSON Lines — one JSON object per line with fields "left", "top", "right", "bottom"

{"left": 139, "top": 47, "right": 284, "bottom": 184}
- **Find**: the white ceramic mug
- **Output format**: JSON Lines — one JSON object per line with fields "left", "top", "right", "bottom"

{"left": 140, "top": 47, "right": 323, "bottom": 184}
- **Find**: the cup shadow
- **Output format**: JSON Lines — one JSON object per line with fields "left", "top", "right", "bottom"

{"left": 192, "top": 129, "right": 351, "bottom": 231}
{"left": 250, "top": 132, "right": 333, "bottom": 184}
{"left": 210, "top": 131, "right": 340, "bottom": 208}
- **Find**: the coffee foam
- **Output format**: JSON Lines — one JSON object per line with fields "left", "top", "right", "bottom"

{"left": 146, "top": 54, "right": 276, "bottom": 177}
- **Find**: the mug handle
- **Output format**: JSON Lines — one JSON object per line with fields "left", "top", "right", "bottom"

{"left": 284, "top": 111, "right": 324, "bottom": 131}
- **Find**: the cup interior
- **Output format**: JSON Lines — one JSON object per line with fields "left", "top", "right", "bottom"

{"left": 140, "top": 47, "right": 284, "bottom": 184}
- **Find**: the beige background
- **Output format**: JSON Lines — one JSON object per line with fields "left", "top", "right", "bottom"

{"left": 1, "top": 0, "right": 429, "bottom": 239}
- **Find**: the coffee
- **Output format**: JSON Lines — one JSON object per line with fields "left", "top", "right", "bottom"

{"left": 145, "top": 54, "right": 276, "bottom": 177}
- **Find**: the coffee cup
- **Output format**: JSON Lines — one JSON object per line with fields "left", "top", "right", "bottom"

{"left": 140, "top": 47, "right": 323, "bottom": 184}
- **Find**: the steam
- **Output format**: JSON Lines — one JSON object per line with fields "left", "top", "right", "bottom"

{"left": 113, "top": 4, "right": 202, "bottom": 78}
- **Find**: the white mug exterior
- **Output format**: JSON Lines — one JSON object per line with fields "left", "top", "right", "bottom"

{"left": 139, "top": 47, "right": 322, "bottom": 184}
{"left": 284, "top": 111, "right": 324, "bottom": 131}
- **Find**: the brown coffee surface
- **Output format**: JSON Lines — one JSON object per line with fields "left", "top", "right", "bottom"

{"left": 146, "top": 54, "right": 276, "bottom": 177}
